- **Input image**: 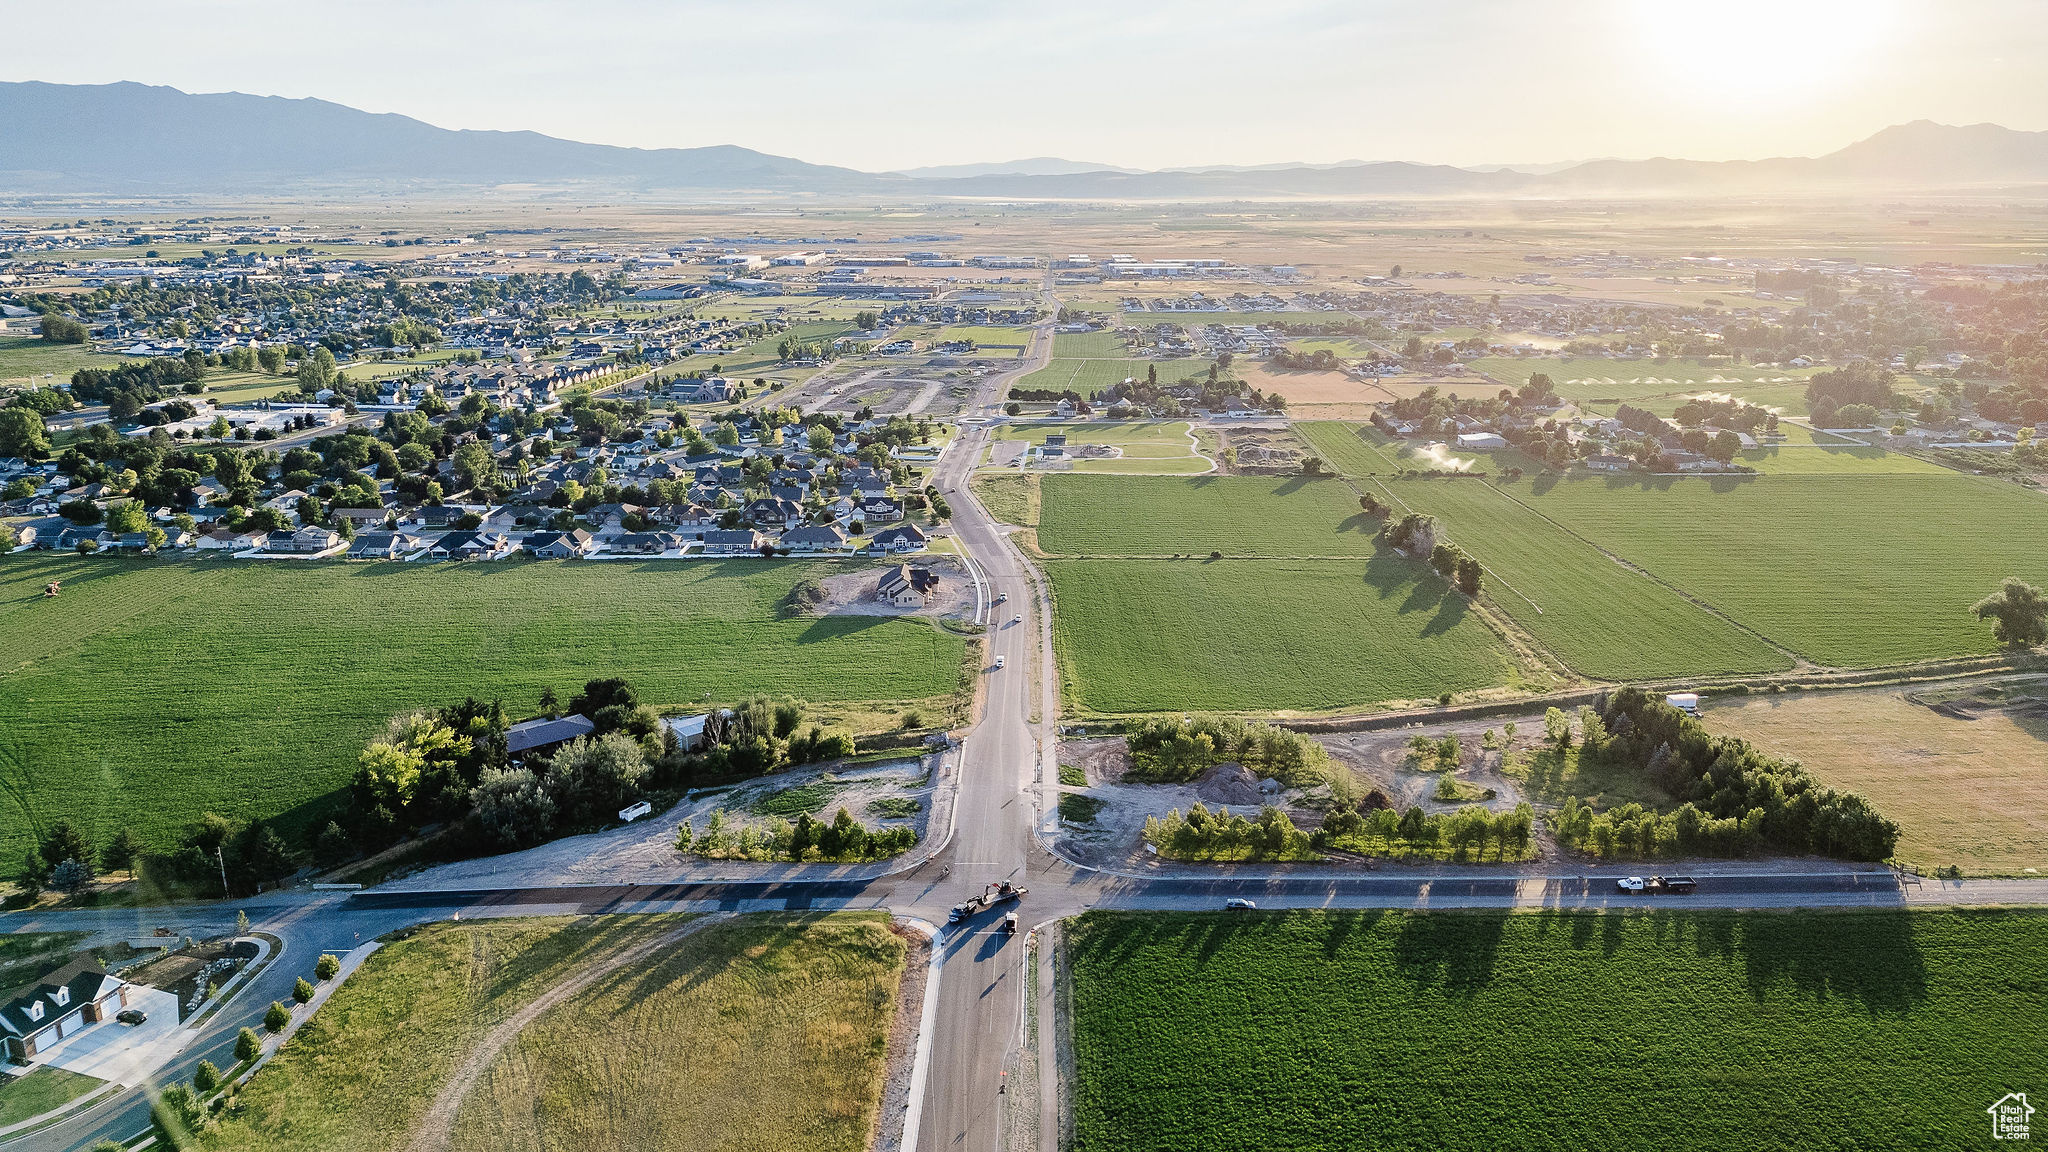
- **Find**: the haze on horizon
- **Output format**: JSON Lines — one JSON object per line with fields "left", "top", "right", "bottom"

{"left": 2, "top": 0, "right": 2046, "bottom": 174}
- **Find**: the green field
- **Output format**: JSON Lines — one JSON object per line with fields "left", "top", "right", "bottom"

{"left": 201, "top": 913, "right": 908, "bottom": 1152}
{"left": 1019, "top": 357, "right": 1213, "bottom": 395}
{"left": 1296, "top": 421, "right": 1405, "bottom": 476}
{"left": 993, "top": 422, "right": 1214, "bottom": 475}
{"left": 1037, "top": 475, "right": 1377, "bottom": 556}
{"left": 0, "top": 1065, "right": 105, "bottom": 1127}
{"left": 1734, "top": 443, "right": 1950, "bottom": 475}
{"left": 1045, "top": 559, "right": 1513, "bottom": 713}
{"left": 1052, "top": 331, "right": 1130, "bottom": 358}
{"left": 0, "top": 334, "right": 127, "bottom": 387}
{"left": 1514, "top": 474, "right": 2048, "bottom": 666}
{"left": 1068, "top": 909, "right": 2048, "bottom": 1152}
{"left": 1469, "top": 356, "right": 1817, "bottom": 409}
{"left": 0, "top": 555, "right": 968, "bottom": 862}
{"left": 1381, "top": 478, "right": 1793, "bottom": 679}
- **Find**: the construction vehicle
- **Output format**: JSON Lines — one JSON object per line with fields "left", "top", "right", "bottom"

{"left": 1001, "top": 911, "right": 1019, "bottom": 935}
{"left": 949, "top": 879, "right": 1027, "bottom": 923}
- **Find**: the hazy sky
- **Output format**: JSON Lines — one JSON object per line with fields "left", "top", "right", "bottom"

{"left": 5, "top": 0, "right": 2045, "bottom": 171}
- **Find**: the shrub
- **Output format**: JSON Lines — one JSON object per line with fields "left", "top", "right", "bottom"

{"left": 263, "top": 1001, "right": 290, "bottom": 1033}
{"left": 151, "top": 1082, "right": 209, "bottom": 1147}
{"left": 192, "top": 1059, "right": 221, "bottom": 1094}
{"left": 293, "top": 977, "right": 315, "bottom": 1004}
{"left": 315, "top": 953, "right": 341, "bottom": 981}
{"left": 235, "top": 1026, "right": 262, "bottom": 1062}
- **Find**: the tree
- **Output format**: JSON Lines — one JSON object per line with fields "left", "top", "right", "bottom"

{"left": 235, "top": 1026, "right": 262, "bottom": 1063}
{"left": 151, "top": 1082, "right": 208, "bottom": 1148}
{"left": 0, "top": 408, "right": 52, "bottom": 459}
{"left": 49, "top": 858, "right": 91, "bottom": 894}
{"left": 1543, "top": 706, "right": 1571, "bottom": 751}
{"left": 101, "top": 828, "right": 142, "bottom": 875}
{"left": 236, "top": 909, "right": 251, "bottom": 936}
{"left": 1973, "top": 577, "right": 2048, "bottom": 649}
{"left": 315, "top": 953, "right": 341, "bottom": 981}
{"left": 264, "top": 1001, "right": 291, "bottom": 1032}
{"left": 293, "top": 976, "right": 315, "bottom": 1004}
{"left": 104, "top": 500, "right": 147, "bottom": 534}
{"left": 39, "top": 312, "right": 87, "bottom": 344}
{"left": 452, "top": 440, "right": 497, "bottom": 495}
{"left": 192, "top": 1059, "right": 221, "bottom": 1094}
{"left": 39, "top": 821, "right": 94, "bottom": 876}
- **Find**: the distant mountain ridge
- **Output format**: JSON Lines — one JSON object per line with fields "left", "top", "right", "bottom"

{"left": 3, "top": 82, "right": 2046, "bottom": 200}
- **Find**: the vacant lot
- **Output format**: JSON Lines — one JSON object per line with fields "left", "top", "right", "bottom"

{"left": 1037, "top": 475, "right": 1377, "bottom": 556}
{"left": 992, "top": 421, "right": 1213, "bottom": 474}
{"left": 1513, "top": 474, "right": 2048, "bottom": 666}
{"left": 1382, "top": 478, "right": 1792, "bottom": 679}
{"left": 1068, "top": 909, "right": 2048, "bottom": 1152}
{"left": 1045, "top": 559, "right": 1513, "bottom": 713}
{"left": 0, "top": 333, "right": 127, "bottom": 387}
{"left": 1708, "top": 682, "right": 2048, "bottom": 874}
{"left": 1469, "top": 356, "right": 1816, "bottom": 410}
{"left": 1238, "top": 365, "right": 1390, "bottom": 412}
{"left": 1019, "top": 357, "right": 1213, "bottom": 395}
{"left": 200, "top": 914, "right": 908, "bottom": 1152}
{"left": 0, "top": 555, "right": 968, "bottom": 862}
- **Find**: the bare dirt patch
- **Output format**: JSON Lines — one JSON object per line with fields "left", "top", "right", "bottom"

{"left": 1217, "top": 427, "right": 1310, "bottom": 475}
{"left": 1239, "top": 364, "right": 1392, "bottom": 407}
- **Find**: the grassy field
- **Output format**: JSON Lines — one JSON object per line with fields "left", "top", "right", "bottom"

{"left": 1296, "top": 421, "right": 1405, "bottom": 476}
{"left": 0, "top": 1066, "right": 105, "bottom": 1127}
{"left": 0, "top": 334, "right": 127, "bottom": 387}
{"left": 1036, "top": 475, "right": 1377, "bottom": 557}
{"left": 1067, "top": 909, "right": 2048, "bottom": 1152}
{"left": 0, "top": 555, "right": 968, "bottom": 862}
{"left": 1052, "top": 331, "right": 1129, "bottom": 358}
{"left": 1513, "top": 474, "right": 2048, "bottom": 666}
{"left": 1045, "top": 559, "right": 1514, "bottom": 713}
{"left": 1469, "top": 356, "right": 1817, "bottom": 409}
{"left": 1708, "top": 683, "right": 2048, "bottom": 875}
{"left": 992, "top": 422, "right": 1213, "bottom": 475}
{"left": 1380, "top": 478, "right": 1793, "bottom": 679}
{"left": 1019, "top": 357, "right": 1213, "bottom": 395}
{"left": 970, "top": 473, "right": 1040, "bottom": 528}
{"left": 1733, "top": 443, "right": 1950, "bottom": 475}
{"left": 200, "top": 913, "right": 908, "bottom": 1152}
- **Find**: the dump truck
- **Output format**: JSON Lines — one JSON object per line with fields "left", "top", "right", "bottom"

{"left": 949, "top": 879, "right": 1027, "bottom": 923}
{"left": 1616, "top": 875, "right": 1697, "bottom": 894}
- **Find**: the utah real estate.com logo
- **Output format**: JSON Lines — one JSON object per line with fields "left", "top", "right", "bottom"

{"left": 1989, "top": 1093, "right": 2036, "bottom": 1141}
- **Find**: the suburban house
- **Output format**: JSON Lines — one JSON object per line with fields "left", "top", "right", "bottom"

{"left": 877, "top": 562, "right": 941, "bottom": 607}
{"left": 1584, "top": 454, "right": 1639, "bottom": 473}
{"left": 426, "top": 530, "right": 511, "bottom": 561}
{"left": 703, "top": 529, "right": 768, "bottom": 555}
{"left": 870, "top": 524, "right": 929, "bottom": 553}
{"left": 196, "top": 529, "right": 267, "bottom": 552}
{"left": 281, "top": 526, "right": 343, "bottom": 553}
{"left": 526, "top": 529, "right": 594, "bottom": 559}
{"left": 782, "top": 524, "right": 851, "bottom": 554}
{"left": 662, "top": 712, "right": 714, "bottom": 753}
{"left": 606, "top": 531, "right": 683, "bottom": 555}
{"left": 347, "top": 531, "right": 423, "bottom": 560}
{"left": 505, "top": 713, "right": 597, "bottom": 759}
{"left": 2, "top": 961, "right": 132, "bottom": 1066}
{"left": 858, "top": 495, "right": 904, "bottom": 521}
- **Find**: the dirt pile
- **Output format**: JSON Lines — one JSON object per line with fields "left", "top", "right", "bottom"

{"left": 1195, "top": 762, "right": 1263, "bottom": 807}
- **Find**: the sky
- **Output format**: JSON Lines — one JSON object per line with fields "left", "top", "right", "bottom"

{"left": 3, "top": 0, "right": 2046, "bottom": 172}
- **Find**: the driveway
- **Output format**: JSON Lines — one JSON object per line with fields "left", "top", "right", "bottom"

{"left": 38, "top": 986, "right": 181, "bottom": 1086}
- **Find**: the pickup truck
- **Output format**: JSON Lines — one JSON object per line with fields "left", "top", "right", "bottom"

{"left": 949, "top": 879, "right": 1028, "bottom": 924}
{"left": 1616, "top": 875, "right": 1697, "bottom": 894}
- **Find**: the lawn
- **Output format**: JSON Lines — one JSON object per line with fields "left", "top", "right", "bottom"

{"left": 1045, "top": 558, "right": 1514, "bottom": 713}
{"left": 1067, "top": 909, "right": 2048, "bottom": 1152}
{"left": 1019, "top": 357, "right": 1213, "bottom": 395}
{"left": 0, "top": 1065, "right": 106, "bottom": 1127}
{"left": 1707, "top": 684, "right": 2048, "bottom": 875}
{"left": 1511, "top": 473, "right": 2048, "bottom": 666}
{"left": 1381, "top": 478, "right": 1792, "bottom": 679}
{"left": 0, "top": 555, "right": 968, "bottom": 863}
{"left": 0, "top": 334, "right": 127, "bottom": 387}
{"left": 200, "top": 913, "right": 909, "bottom": 1152}
{"left": 1036, "top": 475, "right": 1378, "bottom": 557}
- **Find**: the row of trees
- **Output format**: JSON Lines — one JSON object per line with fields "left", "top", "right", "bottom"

{"left": 1142, "top": 803, "right": 1316, "bottom": 862}
{"left": 1550, "top": 688, "right": 1900, "bottom": 861}
{"left": 1124, "top": 716, "right": 1330, "bottom": 787}
{"left": 679, "top": 805, "right": 915, "bottom": 863}
{"left": 1320, "top": 801, "right": 1536, "bottom": 862}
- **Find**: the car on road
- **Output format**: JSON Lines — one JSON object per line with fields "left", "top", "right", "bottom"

{"left": 116, "top": 1008, "right": 148, "bottom": 1025}
{"left": 1001, "top": 911, "right": 1019, "bottom": 935}
{"left": 1012, "top": 614, "right": 1022, "bottom": 625}
{"left": 994, "top": 655, "right": 1005, "bottom": 669}
{"left": 995, "top": 591, "right": 1008, "bottom": 604}
{"left": 1224, "top": 898, "right": 1257, "bottom": 910}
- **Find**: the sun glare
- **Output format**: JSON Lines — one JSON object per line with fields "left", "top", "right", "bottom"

{"left": 1629, "top": 0, "right": 1903, "bottom": 109}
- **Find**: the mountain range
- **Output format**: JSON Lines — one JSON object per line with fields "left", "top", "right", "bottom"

{"left": 5, "top": 81, "right": 2048, "bottom": 200}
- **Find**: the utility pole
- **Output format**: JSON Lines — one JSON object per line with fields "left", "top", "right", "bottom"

{"left": 216, "top": 846, "right": 230, "bottom": 898}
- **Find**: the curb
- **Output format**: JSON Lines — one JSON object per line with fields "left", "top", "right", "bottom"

{"left": 895, "top": 917, "right": 943, "bottom": 1152}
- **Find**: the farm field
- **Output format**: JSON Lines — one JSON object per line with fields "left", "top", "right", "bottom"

{"left": 1066, "top": 909, "right": 2048, "bottom": 1152}
{"left": 969, "top": 473, "right": 1039, "bottom": 529}
{"left": 0, "top": 333, "right": 126, "bottom": 387}
{"left": 1707, "top": 682, "right": 2048, "bottom": 875}
{"left": 1733, "top": 442, "right": 1950, "bottom": 475}
{"left": 1512, "top": 474, "right": 2048, "bottom": 666}
{"left": 199, "top": 913, "right": 909, "bottom": 1152}
{"left": 1019, "top": 356, "right": 1213, "bottom": 395}
{"left": 1295, "top": 420, "right": 1405, "bottom": 476}
{"left": 0, "top": 555, "right": 969, "bottom": 862}
{"left": 1469, "top": 356, "right": 1818, "bottom": 409}
{"left": 991, "top": 421, "right": 1213, "bottom": 474}
{"left": 1052, "top": 331, "right": 1130, "bottom": 358}
{"left": 1045, "top": 558, "right": 1514, "bottom": 713}
{"left": 1036, "top": 475, "right": 1376, "bottom": 556}
{"left": 1381, "top": 478, "right": 1793, "bottom": 679}
{"left": 1237, "top": 364, "right": 1388, "bottom": 413}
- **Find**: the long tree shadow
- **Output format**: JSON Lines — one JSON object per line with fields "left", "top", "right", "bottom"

{"left": 1389, "top": 909, "right": 1508, "bottom": 997}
